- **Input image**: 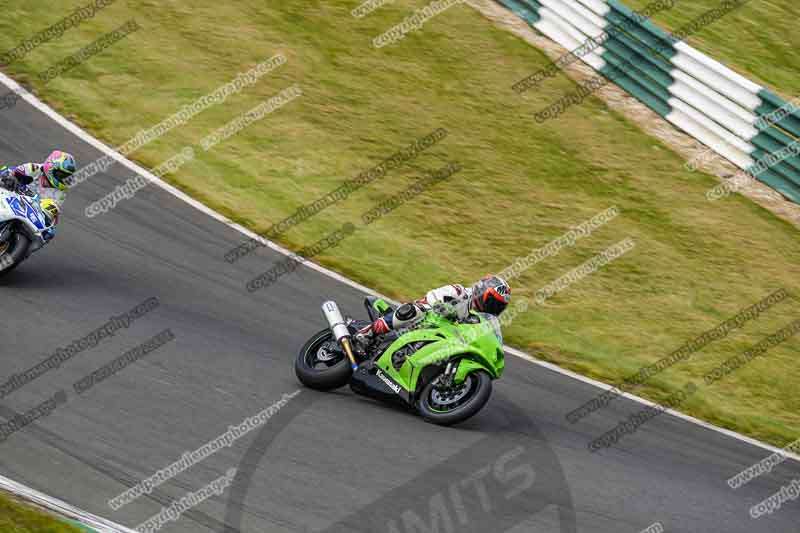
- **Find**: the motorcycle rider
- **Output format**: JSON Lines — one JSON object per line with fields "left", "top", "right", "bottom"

{"left": 355, "top": 275, "right": 511, "bottom": 349}
{"left": 0, "top": 151, "right": 76, "bottom": 240}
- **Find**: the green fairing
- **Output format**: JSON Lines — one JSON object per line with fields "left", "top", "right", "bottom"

{"left": 371, "top": 311, "right": 505, "bottom": 393}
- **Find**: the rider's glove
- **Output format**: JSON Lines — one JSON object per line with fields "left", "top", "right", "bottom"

{"left": 431, "top": 300, "right": 457, "bottom": 320}
{"left": 0, "top": 174, "right": 31, "bottom": 194}
{"left": 450, "top": 297, "right": 470, "bottom": 321}
{"left": 12, "top": 169, "right": 32, "bottom": 186}
{"left": 432, "top": 295, "right": 470, "bottom": 322}
{"left": 0, "top": 176, "right": 16, "bottom": 191}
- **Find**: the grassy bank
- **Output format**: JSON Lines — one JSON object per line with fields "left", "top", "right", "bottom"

{"left": 0, "top": 492, "right": 87, "bottom": 532}
{"left": 0, "top": 0, "right": 798, "bottom": 446}
{"left": 623, "top": 0, "right": 800, "bottom": 98}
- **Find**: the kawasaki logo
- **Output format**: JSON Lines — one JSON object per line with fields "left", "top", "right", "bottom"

{"left": 376, "top": 369, "right": 401, "bottom": 394}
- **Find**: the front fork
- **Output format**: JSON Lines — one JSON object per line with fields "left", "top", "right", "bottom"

{"left": 442, "top": 361, "right": 457, "bottom": 387}
{"left": 322, "top": 301, "right": 359, "bottom": 371}
{"left": 339, "top": 337, "right": 359, "bottom": 371}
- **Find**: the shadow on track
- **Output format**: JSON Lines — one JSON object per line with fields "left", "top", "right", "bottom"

{"left": 222, "top": 389, "right": 577, "bottom": 533}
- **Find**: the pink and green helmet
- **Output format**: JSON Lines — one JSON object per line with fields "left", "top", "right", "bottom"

{"left": 42, "top": 150, "right": 76, "bottom": 190}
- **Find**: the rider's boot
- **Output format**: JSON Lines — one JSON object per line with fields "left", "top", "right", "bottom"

{"left": 353, "top": 325, "right": 375, "bottom": 358}
{"left": 353, "top": 315, "right": 392, "bottom": 358}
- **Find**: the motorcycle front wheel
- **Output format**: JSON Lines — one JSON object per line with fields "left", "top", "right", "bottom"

{"left": 295, "top": 329, "right": 353, "bottom": 391}
{"left": 0, "top": 232, "right": 30, "bottom": 277}
{"left": 417, "top": 369, "right": 492, "bottom": 426}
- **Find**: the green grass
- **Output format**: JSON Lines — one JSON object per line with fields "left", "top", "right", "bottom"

{"left": 623, "top": 0, "right": 800, "bottom": 98}
{"left": 0, "top": 0, "right": 799, "bottom": 446}
{"left": 0, "top": 492, "right": 87, "bottom": 532}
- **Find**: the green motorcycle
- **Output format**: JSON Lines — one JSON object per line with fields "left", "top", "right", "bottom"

{"left": 295, "top": 297, "right": 505, "bottom": 425}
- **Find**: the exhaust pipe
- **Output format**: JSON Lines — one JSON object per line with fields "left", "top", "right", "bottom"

{"left": 322, "top": 301, "right": 350, "bottom": 342}
{"left": 322, "top": 301, "right": 358, "bottom": 370}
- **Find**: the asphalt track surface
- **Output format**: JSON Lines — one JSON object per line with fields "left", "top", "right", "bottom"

{"left": 1, "top": 93, "right": 799, "bottom": 533}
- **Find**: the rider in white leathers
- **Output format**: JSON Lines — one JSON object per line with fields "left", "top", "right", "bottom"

{"left": 355, "top": 275, "right": 511, "bottom": 347}
{"left": 0, "top": 151, "right": 76, "bottom": 240}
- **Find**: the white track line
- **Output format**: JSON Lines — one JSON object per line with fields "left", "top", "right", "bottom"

{"left": 1, "top": 71, "right": 798, "bottom": 530}
{"left": 0, "top": 473, "right": 138, "bottom": 533}
{"left": 504, "top": 346, "right": 800, "bottom": 463}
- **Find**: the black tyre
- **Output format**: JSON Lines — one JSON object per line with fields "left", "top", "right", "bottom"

{"left": 295, "top": 329, "right": 353, "bottom": 391}
{"left": 0, "top": 232, "right": 30, "bottom": 278}
{"left": 417, "top": 369, "right": 492, "bottom": 426}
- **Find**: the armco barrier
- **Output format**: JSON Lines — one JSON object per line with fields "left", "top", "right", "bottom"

{"left": 500, "top": 0, "right": 800, "bottom": 204}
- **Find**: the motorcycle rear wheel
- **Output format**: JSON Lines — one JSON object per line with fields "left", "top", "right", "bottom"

{"left": 417, "top": 369, "right": 492, "bottom": 426}
{"left": 295, "top": 329, "right": 353, "bottom": 391}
